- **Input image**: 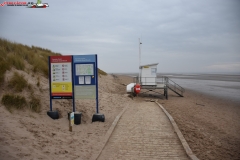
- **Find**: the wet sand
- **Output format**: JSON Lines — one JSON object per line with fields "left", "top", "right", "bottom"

{"left": 160, "top": 73, "right": 240, "bottom": 82}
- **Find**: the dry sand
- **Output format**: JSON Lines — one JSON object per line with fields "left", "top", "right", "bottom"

{"left": 0, "top": 73, "right": 240, "bottom": 160}
{"left": 0, "top": 72, "right": 135, "bottom": 160}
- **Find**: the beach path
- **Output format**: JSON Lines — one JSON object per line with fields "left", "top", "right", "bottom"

{"left": 97, "top": 101, "right": 190, "bottom": 160}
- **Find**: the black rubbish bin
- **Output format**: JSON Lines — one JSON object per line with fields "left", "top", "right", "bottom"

{"left": 74, "top": 112, "right": 82, "bottom": 125}
{"left": 47, "top": 110, "right": 59, "bottom": 120}
{"left": 92, "top": 113, "right": 105, "bottom": 122}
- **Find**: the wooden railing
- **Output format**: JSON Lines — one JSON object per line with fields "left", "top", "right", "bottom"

{"left": 132, "top": 76, "right": 185, "bottom": 97}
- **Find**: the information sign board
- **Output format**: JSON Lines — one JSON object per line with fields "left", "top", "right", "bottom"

{"left": 73, "top": 55, "right": 97, "bottom": 99}
{"left": 48, "top": 54, "right": 100, "bottom": 115}
{"left": 50, "top": 56, "right": 73, "bottom": 99}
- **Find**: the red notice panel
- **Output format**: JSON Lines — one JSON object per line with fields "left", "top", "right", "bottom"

{"left": 50, "top": 56, "right": 73, "bottom": 99}
{"left": 50, "top": 56, "right": 72, "bottom": 63}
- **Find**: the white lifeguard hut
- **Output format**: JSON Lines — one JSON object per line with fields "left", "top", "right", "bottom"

{"left": 126, "top": 38, "right": 185, "bottom": 99}
{"left": 139, "top": 63, "right": 158, "bottom": 85}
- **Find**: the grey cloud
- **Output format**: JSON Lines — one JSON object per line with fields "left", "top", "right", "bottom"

{"left": 0, "top": 0, "right": 239, "bottom": 73}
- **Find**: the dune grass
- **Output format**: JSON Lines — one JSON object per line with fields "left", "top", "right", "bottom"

{"left": 1, "top": 94, "right": 27, "bottom": 112}
{"left": 0, "top": 38, "right": 107, "bottom": 78}
{"left": 0, "top": 38, "right": 108, "bottom": 112}
{"left": 98, "top": 68, "right": 107, "bottom": 76}
{"left": 0, "top": 56, "right": 10, "bottom": 85}
{"left": 0, "top": 38, "right": 60, "bottom": 78}
{"left": 29, "top": 95, "right": 41, "bottom": 113}
{"left": 1, "top": 93, "right": 41, "bottom": 113}
{"left": 7, "top": 54, "right": 25, "bottom": 70}
{"left": 37, "top": 76, "right": 40, "bottom": 87}
{"left": 8, "top": 72, "right": 28, "bottom": 92}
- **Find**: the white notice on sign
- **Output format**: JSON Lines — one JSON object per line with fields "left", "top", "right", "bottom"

{"left": 85, "top": 76, "right": 91, "bottom": 84}
{"left": 79, "top": 76, "right": 84, "bottom": 84}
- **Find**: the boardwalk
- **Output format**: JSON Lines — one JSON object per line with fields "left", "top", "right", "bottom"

{"left": 98, "top": 102, "right": 190, "bottom": 160}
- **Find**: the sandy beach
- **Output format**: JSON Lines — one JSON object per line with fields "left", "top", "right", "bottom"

{"left": 162, "top": 89, "right": 240, "bottom": 160}
{"left": 0, "top": 72, "right": 138, "bottom": 160}
{"left": 118, "top": 74, "right": 240, "bottom": 159}
{"left": 0, "top": 73, "right": 240, "bottom": 159}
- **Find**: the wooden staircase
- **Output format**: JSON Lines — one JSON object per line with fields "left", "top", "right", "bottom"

{"left": 164, "top": 77, "right": 185, "bottom": 97}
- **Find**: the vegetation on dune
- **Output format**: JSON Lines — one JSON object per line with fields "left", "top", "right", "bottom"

{"left": 0, "top": 38, "right": 60, "bottom": 113}
{"left": 98, "top": 68, "right": 107, "bottom": 76}
{"left": 0, "top": 56, "right": 10, "bottom": 85}
{"left": 27, "top": 83, "right": 33, "bottom": 91}
{"left": 1, "top": 93, "right": 41, "bottom": 113}
{"left": 0, "top": 38, "right": 107, "bottom": 77}
{"left": 8, "top": 72, "right": 28, "bottom": 92}
{"left": 1, "top": 94, "right": 27, "bottom": 112}
{"left": 7, "top": 54, "right": 25, "bottom": 70}
{"left": 0, "top": 38, "right": 61, "bottom": 77}
{"left": 37, "top": 76, "right": 40, "bottom": 87}
{"left": 29, "top": 95, "right": 41, "bottom": 113}
{"left": 0, "top": 37, "right": 107, "bottom": 113}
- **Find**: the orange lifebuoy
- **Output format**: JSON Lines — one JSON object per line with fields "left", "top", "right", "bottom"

{"left": 134, "top": 84, "right": 141, "bottom": 94}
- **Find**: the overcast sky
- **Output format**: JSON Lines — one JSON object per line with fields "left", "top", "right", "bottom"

{"left": 1, "top": 0, "right": 240, "bottom": 73}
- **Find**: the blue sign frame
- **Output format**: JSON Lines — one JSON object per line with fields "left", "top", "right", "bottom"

{"left": 72, "top": 55, "right": 99, "bottom": 113}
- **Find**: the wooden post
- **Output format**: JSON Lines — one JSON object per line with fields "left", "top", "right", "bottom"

{"left": 166, "top": 87, "right": 168, "bottom": 100}
{"left": 69, "top": 112, "right": 74, "bottom": 132}
{"left": 69, "top": 116, "right": 72, "bottom": 132}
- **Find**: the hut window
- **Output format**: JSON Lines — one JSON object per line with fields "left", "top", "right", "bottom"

{"left": 151, "top": 68, "right": 157, "bottom": 75}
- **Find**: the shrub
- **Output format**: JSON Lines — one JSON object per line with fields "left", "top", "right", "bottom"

{"left": 24, "top": 51, "right": 36, "bottom": 65}
{"left": 37, "top": 77, "right": 40, "bottom": 87}
{"left": 29, "top": 95, "right": 41, "bottom": 112}
{"left": 98, "top": 68, "right": 107, "bottom": 76}
{"left": 7, "top": 54, "right": 25, "bottom": 70}
{"left": 1, "top": 94, "right": 27, "bottom": 111}
{"left": 0, "top": 75, "right": 4, "bottom": 86}
{"left": 0, "top": 45, "right": 8, "bottom": 58}
{"left": 27, "top": 83, "right": 33, "bottom": 91}
{"left": 8, "top": 72, "right": 28, "bottom": 92}
{"left": 0, "top": 37, "right": 62, "bottom": 78}
{"left": 0, "top": 56, "right": 10, "bottom": 85}
{"left": 33, "top": 58, "right": 49, "bottom": 77}
{"left": 39, "top": 61, "right": 49, "bottom": 77}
